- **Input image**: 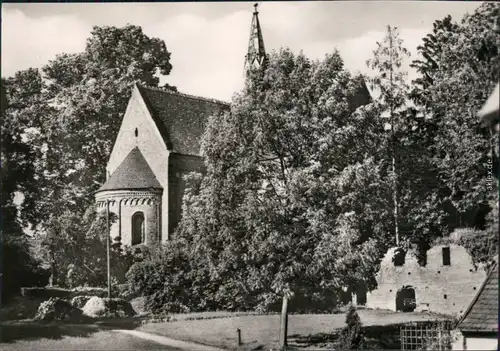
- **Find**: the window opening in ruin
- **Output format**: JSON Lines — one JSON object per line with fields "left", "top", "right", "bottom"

{"left": 132, "top": 212, "right": 145, "bottom": 245}
{"left": 135, "top": 128, "right": 138, "bottom": 137}
{"left": 442, "top": 247, "right": 451, "bottom": 266}
{"left": 355, "top": 285, "right": 367, "bottom": 306}
{"left": 416, "top": 240, "right": 430, "bottom": 267}
{"left": 443, "top": 294, "right": 447, "bottom": 299}
{"left": 396, "top": 286, "right": 416, "bottom": 312}
{"left": 393, "top": 248, "right": 406, "bottom": 266}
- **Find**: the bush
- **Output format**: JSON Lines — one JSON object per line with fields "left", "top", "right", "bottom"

{"left": 2, "top": 236, "right": 50, "bottom": 301}
{"left": 34, "top": 297, "right": 87, "bottom": 323}
{"left": 450, "top": 227, "right": 498, "bottom": 268}
{"left": 338, "top": 304, "right": 365, "bottom": 350}
{"left": 21, "top": 287, "right": 72, "bottom": 299}
{"left": 72, "top": 286, "right": 108, "bottom": 298}
{"left": 126, "top": 241, "right": 194, "bottom": 315}
{"left": 21, "top": 286, "right": 108, "bottom": 300}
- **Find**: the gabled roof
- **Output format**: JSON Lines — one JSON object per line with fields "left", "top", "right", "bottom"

{"left": 136, "top": 84, "right": 230, "bottom": 156}
{"left": 97, "top": 147, "right": 162, "bottom": 192}
{"left": 458, "top": 263, "right": 498, "bottom": 333}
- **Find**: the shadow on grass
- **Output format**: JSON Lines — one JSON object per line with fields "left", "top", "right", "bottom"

{"left": 0, "top": 316, "right": 146, "bottom": 344}
{"left": 0, "top": 320, "right": 101, "bottom": 343}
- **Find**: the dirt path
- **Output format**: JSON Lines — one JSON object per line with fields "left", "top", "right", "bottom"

{"left": 113, "top": 329, "right": 225, "bottom": 351}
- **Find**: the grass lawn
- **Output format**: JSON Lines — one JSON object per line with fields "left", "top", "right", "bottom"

{"left": 138, "top": 308, "right": 451, "bottom": 350}
{"left": 0, "top": 329, "right": 179, "bottom": 350}
{"left": 0, "top": 320, "right": 179, "bottom": 351}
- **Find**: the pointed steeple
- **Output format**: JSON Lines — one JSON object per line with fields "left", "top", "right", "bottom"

{"left": 245, "top": 3, "right": 267, "bottom": 72}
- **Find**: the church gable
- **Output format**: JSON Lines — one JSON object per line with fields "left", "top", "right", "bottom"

{"left": 137, "top": 85, "right": 230, "bottom": 156}
{"left": 106, "top": 85, "right": 169, "bottom": 184}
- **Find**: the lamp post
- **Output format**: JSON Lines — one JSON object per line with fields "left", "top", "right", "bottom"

{"left": 106, "top": 199, "right": 111, "bottom": 298}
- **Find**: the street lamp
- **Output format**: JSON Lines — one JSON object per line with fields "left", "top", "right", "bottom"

{"left": 106, "top": 199, "right": 111, "bottom": 298}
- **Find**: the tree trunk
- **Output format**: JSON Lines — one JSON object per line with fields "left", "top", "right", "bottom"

{"left": 279, "top": 295, "right": 289, "bottom": 349}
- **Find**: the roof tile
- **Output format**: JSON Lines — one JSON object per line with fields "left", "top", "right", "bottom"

{"left": 98, "top": 147, "right": 162, "bottom": 192}
{"left": 458, "top": 263, "right": 498, "bottom": 333}
{"left": 137, "top": 85, "right": 230, "bottom": 156}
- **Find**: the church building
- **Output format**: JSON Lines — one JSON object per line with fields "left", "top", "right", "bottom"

{"left": 95, "top": 5, "right": 267, "bottom": 246}
{"left": 95, "top": 5, "right": 371, "bottom": 247}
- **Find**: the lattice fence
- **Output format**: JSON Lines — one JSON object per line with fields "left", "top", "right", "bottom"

{"left": 400, "top": 320, "right": 453, "bottom": 350}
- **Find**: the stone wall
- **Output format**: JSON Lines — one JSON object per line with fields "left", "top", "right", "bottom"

{"left": 168, "top": 154, "right": 205, "bottom": 236}
{"left": 366, "top": 244, "right": 486, "bottom": 316}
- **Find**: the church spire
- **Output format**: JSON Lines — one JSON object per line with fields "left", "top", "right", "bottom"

{"left": 245, "top": 3, "right": 267, "bottom": 72}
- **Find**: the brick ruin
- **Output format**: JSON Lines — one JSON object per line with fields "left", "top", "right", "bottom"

{"left": 364, "top": 244, "right": 486, "bottom": 316}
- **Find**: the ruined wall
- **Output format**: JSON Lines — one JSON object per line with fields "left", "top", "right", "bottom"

{"left": 366, "top": 245, "right": 486, "bottom": 316}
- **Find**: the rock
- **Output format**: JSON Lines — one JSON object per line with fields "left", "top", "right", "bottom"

{"left": 82, "top": 296, "right": 136, "bottom": 318}
{"left": 71, "top": 295, "right": 93, "bottom": 309}
{"left": 130, "top": 296, "right": 149, "bottom": 315}
{"left": 34, "top": 297, "right": 86, "bottom": 322}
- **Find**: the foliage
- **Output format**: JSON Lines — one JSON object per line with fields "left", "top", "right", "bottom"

{"left": 35, "top": 207, "right": 140, "bottom": 289}
{"left": 3, "top": 24, "right": 175, "bottom": 232}
{"left": 365, "top": 25, "right": 445, "bottom": 251}
{"left": 338, "top": 304, "right": 365, "bottom": 350}
{"left": 449, "top": 202, "right": 498, "bottom": 269}
{"left": 171, "top": 48, "right": 391, "bottom": 312}
{"left": 2, "top": 25, "right": 176, "bottom": 296}
{"left": 126, "top": 240, "right": 196, "bottom": 315}
{"left": 1, "top": 80, "right": 50, "bottom": 301}
{"left": 409, "top": 3, "right": 499, "bottom": 231}
{"left": 366, "top": 25, "right": 410, "bottom": 111}
{"left": 34, "top": 297, "right": 86, "bottom": 323}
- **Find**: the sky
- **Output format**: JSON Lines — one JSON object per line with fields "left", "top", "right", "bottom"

{"left": 2, "top": 1, "right": 481, "bottom": 102}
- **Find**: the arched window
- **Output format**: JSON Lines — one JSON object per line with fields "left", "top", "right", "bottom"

{"left": 396, "top": 286, "right": 416, "bottom": 312}
{"left": 132, "top": 212, "right": 145, "bottom": 245}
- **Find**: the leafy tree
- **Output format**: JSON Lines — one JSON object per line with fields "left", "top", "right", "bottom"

{"left": 35, "top": 207, "right": 139, "bottom": 289}
{"left": 366, "top": 25, "right": 411, "bottom": 247}
{"left": 1, "top": 80, "right": 49, "bottom": 301}
{"left": 409, "top": 3, "right": 499, "bottom": 232}
{"left": 3, "top": 25, "right": 176, "bottom": 282}
{"left": 174, "top": 49, "right": 390, "bottom": 321}
{"left": 126, "top": 240, "right": 193, "bottom": 315}
{"left": 2, "top": 69, "right": 53, "bottom": 228}
{"left": 5, "top": 25, "right": 175, "bottom": 231}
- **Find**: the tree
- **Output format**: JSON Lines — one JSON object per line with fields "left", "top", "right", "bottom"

{"left": 5, "top": 25, "right": 175, "bottom": 232}
{"left": 35, "top": 207, "right": 137, "bottom": 288}
{"left": 410, "top": 3, "right": 499, "bottom": 232}
{"left": 366, "top": 25, "right": 411, "bottom": 247}
{"left": 1, "top": 79, "right": 49, "bottom": 301}
{"left": 2, "top": 25, "right": 176, "bottom": 281}
{"left": 338, "top": 304, "right": 365, "bottom": 350}
{"left": 173, "top": 49, "right": 391, "bottom": 335}
{"left": 2, "top": 69, "right": 53, "bottom": 228}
